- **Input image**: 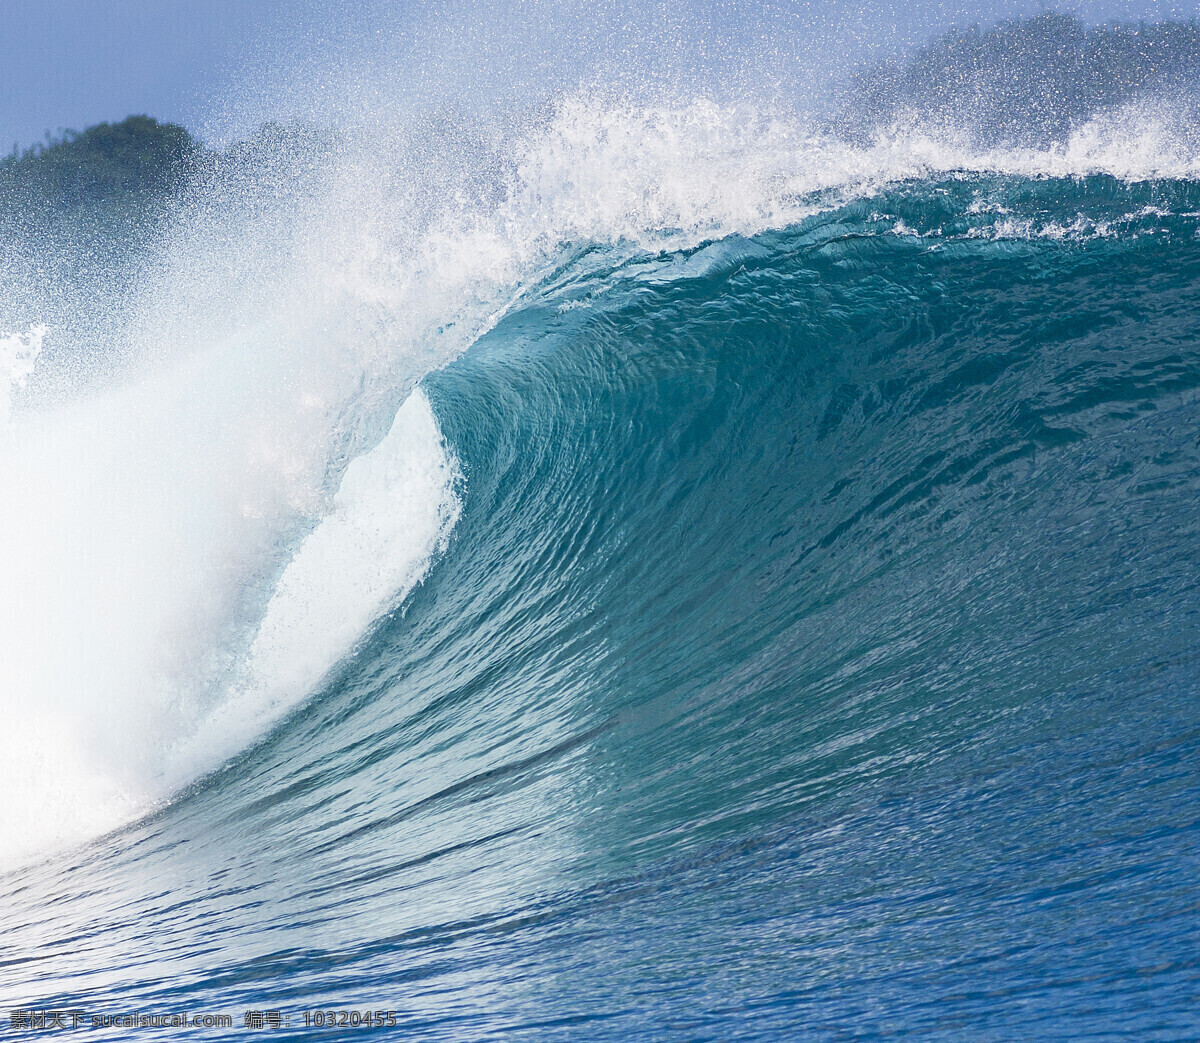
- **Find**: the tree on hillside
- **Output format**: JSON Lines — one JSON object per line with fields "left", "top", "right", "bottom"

{"left": 0, "top": 115, "right": 199, "bottom": 208}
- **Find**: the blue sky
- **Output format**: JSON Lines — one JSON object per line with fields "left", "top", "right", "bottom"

{"left": 1, "top": 0, "right": 315, "bottom": 149}
{"left": 3, "top": 0, "right": 1197, "bottom": 150}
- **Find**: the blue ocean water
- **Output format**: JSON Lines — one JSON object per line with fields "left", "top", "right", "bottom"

{"left": 3, "top": 169, "right": 1198, "bottom": 1039}
{"left": 3, "top": 33, "right": 1200, "bottom": 1034}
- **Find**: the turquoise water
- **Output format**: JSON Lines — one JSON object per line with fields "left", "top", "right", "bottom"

{"left": 3, "top": 170, "right": 1198, "bottom": 1038}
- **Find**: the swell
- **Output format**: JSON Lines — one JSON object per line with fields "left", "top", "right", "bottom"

{"left": 9, "top": 88, "right": 1200, "bottom": 875}
{"left": 4, "top": 176, "right": 1198, "bottom": 1036}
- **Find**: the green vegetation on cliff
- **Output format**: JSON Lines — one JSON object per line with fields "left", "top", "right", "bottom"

{"left": 1, "top": 115, "right": 199, "bottom": 210}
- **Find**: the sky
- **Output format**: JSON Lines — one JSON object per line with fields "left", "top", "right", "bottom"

{"left": 2, "top": 0, "right": 1198, "bottom": 150}
{"left": 0, "top": 0, "right": 318, "bottom": 150}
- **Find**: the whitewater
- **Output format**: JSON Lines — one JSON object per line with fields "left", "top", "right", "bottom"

{"left": 3, "top": 14, "right": 1200, "bottom": 1039}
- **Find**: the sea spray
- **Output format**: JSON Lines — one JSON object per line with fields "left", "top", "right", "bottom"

{"left": 0, "top": 324, "right": 45, "bottom": 425}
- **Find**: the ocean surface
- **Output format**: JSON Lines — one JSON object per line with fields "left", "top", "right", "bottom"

{"left": 2, "top": 54, "right": 1200, "bottom": 1041}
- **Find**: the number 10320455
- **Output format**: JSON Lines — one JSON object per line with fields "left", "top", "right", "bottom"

{"left": 302, "top": 1010, "right": 398, "bottom": 1028}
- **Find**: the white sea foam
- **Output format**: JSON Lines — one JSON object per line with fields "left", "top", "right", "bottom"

{"left": 0, "top": 325, "right": 46, "bottom": 425}
{"left": 504, "top": 95, "right": 1200, "bottom": 248}
{"left": 164, "top": 388, "right": 461, "bottom": 788}
{"left": 0, "top": 378, "right": 459, "bottom": 870}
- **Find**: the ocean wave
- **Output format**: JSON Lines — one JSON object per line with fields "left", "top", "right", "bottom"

{"left": 3, "top": 22, "right": 1200, "bottom": 1032}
